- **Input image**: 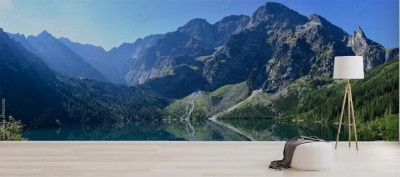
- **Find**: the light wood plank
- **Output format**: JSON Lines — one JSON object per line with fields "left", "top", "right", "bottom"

{"left": 0, "top": 141, "right": 399, "bottom": 177}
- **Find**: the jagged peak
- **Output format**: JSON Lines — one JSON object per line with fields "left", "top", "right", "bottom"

{"left": 6, "top": 33, "right": 27, "bottom": 41}
{"left": 132, "top": 37, "right": 144, "bottom": 44}
{"left": 118, "top": 42, "right": 134, "bottom": 48}
{"left": 348, "top": 25, "right": 384, "bottom": 54}
{"left": 37, "top": 30, "right": 53, "bottom": 38}
{"left": 309, "top": 13, "right": 326, "bottom": 23}
{"left": 303, "top": 13, "right": 348, "bottom": 37}
{"left": 262, "top": 2, "right": 290, "bottom": 10}
{"left": 58, "top": 37, "right": 71, "bottom": 42}
{"left": 15, "top": 33, "right": 26, "bottom": 38}
{"left": 309, "top": 13, "right": 340, "bottom": 29}
{"left": 217, "top": 15, "right": 250, "bottom": 24}
{"left": 182, "top": 18, "right": 211, "bottom": 27}
{"left": 214, "top": 15, "right": 250, "bottom": 32}
{"left": 253, "top": 2, "right": 299, "bottom": 17}
{"left": 59, "top": 37, "right": 105, "bottom": 50}
{"left": 0, "top": 28, "right": 7, "bottom": 39}
{"left": 177, "top": 18, "right": 214, "bottom": 34}
{"left": 0, "top": 30, "right": 17, "bottom": 41}
{"left": 249, "top": 2, "right": 308, "bottom": 28}
{"left": 355, "top": 26, "right": 366, "bottom": 38}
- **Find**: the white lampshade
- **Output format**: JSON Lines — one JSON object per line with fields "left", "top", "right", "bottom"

{"left": 333, "top": 56, "right": 364, "bottom": 79}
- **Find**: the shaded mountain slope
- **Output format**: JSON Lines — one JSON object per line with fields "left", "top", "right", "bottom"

{"left": 8, "top": 31, "right": 108, "bottom": 82}
{"left": 1, "top": 28, "right": 167, "bottom": 129}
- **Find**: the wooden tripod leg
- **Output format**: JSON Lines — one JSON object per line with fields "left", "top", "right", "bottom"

{"left": 347, "top": 83, "right": 351, "bottom": 147}
{"left": 349, "top": 85, "right": 359, "bottom": 151}
{"left": 335, "top": 84, "right": 348, "bottom": 149}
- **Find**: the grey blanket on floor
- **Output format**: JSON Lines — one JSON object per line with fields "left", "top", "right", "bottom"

{"left": 269, "top": 136, "right": 325, "bottom": 170}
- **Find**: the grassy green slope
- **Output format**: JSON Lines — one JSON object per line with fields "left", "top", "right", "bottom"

{"left": 218, "top": 91, "right": 275, "bottom": 119}
{"left": 165, "top": 82, "right": 250, "bottom": 119}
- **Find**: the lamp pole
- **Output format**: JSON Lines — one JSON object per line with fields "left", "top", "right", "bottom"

{"left": 2, "top": 99, "right": 5, "bottom": 140}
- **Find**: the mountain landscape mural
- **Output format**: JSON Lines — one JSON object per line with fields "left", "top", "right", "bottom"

{"left": 0, "top": 2, "right": 398, "bottom": 141}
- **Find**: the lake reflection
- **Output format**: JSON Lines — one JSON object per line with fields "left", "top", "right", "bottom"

{"left": 23, "top": 119, "right": 347, "bottom": 141}
{"left": 219, "top": 119, "right": 347, "bottom": 141}
{"left": 23, "top": 120, "right": 185, "bottom": 141}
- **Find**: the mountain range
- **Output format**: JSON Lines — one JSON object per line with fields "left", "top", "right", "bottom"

{"left": 8, "top": 31, "right": 108, "bottom": 82}
{"left": 0, "top": 28, "right": 167, "bottom": 129}
{"left": 1, "top": 2, "right": 398, "bottom": 131}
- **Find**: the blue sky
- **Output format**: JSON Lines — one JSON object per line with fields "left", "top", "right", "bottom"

{"left": 0, "top": 0, "right": 398, "bottom": 50}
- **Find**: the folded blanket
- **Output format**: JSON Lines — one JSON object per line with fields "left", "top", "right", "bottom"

{"left": 269, "top": 136, "right": 325, "bottom": 170}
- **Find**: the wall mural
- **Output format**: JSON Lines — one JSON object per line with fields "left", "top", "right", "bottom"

{"left": 0, "top": 0, "right": 398, "bottom": 141}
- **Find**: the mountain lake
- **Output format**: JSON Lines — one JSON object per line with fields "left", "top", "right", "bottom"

{"left": 23, "top": 119, "right": 348, "bottom": 141}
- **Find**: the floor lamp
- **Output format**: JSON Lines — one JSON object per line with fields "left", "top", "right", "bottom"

{"left": 333, "top": 56, "right": 364, "bottom": 151}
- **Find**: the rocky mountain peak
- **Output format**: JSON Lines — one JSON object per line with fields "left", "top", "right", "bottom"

{"left": 251, "top": 2, "right": 291, "bottom": 21}
{"left": 248, "top": 2, "right": 308, "bottom": 28}
{"left": 260, "top": 2, "right": 292, "bottom": 13}
{"left": 308, "top": 13, "right": 348, "bottom": 36}
{"left": 218, "top": 15, "right": 249, "bottom": 24}
{"left": 355, "top": 26, "right": 366, "bottom": 38}
{"left": 177, "top": 18, "right": 216, "bottom": 47}
{"left": 178, "top": 18, "right": 212, "bottom": 31}
{"left": 296, "top": 13, "right": 348, "bottom": 43}
{"left": 0, "top": 29, "right": 12, "bottom": 40}
{"left": 214, "top": 15, "right": 250, "bottom": 44}
{"left": 309, "top": 13, "right": 325, "bottom": 24}
{"left": 215, "top": 15, "right": 250, "bottom": 30}
{"left": 348, "top": 26, "right": 368, "bottom": 48}
{"left": 13, "top": 33, "right": 26, "bottom": 38}
{"left": 347, "top": 26, "right": 388, "bottom": 69}
{"left": 37, "top": 30, "right": 53, "bottom": 39}
{"left": 0, "top": 29, "right": 9, "bottom": 41}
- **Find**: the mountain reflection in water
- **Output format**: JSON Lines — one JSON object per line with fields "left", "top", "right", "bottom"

{"left": 23, "top": 119, "right": 347, "bottom": 141}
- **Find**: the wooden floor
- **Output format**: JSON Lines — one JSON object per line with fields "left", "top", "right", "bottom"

{"left": 0, "top": 141, "right": 399, "bottom": 177}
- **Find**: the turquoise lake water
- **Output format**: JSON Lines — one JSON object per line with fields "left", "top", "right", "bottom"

{"left": 23, "top": 119, "right": 348, "bottom": 141}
